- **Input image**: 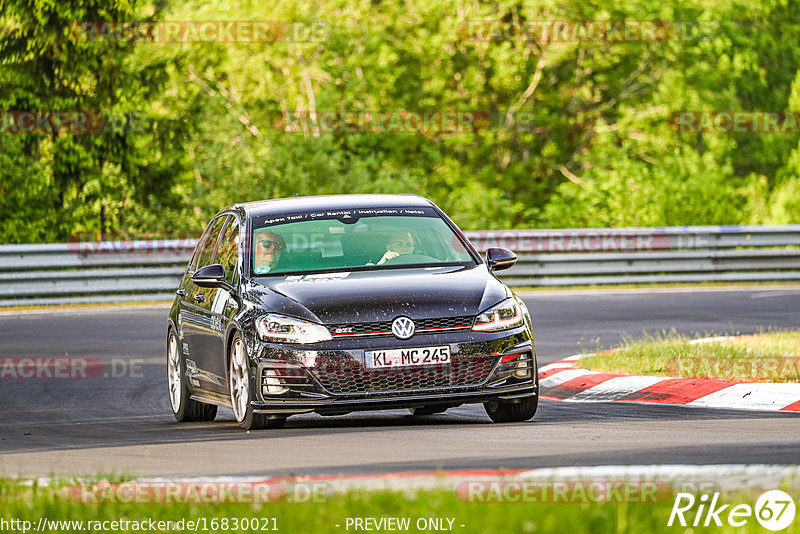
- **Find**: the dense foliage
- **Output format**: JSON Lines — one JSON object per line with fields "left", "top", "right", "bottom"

{"left": 2, "top": 0, "right": 800, "bottom": 242}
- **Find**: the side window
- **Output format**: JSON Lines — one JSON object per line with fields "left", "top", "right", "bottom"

{"left": 192, "top": 215, "right": 229, "bottom": 270}
{"left": 189, "top": 221, "right": 214, "bottom": 271}
{"left": 216, "top": 218, "right": 240, "bottom": 285}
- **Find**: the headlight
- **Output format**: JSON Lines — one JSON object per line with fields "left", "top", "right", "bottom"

{"left": 472, "top": 298, "right": 524, "bottom": 332}
{"left": 256, "top": 314, "right": 332, "bottom": 344}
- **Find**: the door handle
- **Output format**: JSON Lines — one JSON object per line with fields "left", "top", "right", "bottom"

{"left": 176, "top": 289, "right": 187, "bottom": 297}
{"left": 194, "top": 294, "right": 206, "bottom": 303}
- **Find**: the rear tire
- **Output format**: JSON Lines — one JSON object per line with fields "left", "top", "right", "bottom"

{"left": 167, "top": 329, "right": 217, "bottom": 422}
{"left": 484, "top": 395, "right": 538, "bottom": 423}
{"left": 228, "top": 332, "right": 286, "bottom": 430}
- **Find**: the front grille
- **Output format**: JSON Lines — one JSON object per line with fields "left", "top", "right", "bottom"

{"left": 311, "top": 356, "right": 495, "bottom": 395}
{"left": 328, "top": 316, "right": 473, "bottom": 338}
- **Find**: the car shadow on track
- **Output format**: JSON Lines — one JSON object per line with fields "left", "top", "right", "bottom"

{"left": 2, "top": 399, "right": 796, "bottom": 456}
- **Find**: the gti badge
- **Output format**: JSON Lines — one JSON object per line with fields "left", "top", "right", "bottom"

{"left": 391, "top": 316, "right": 415, "bottom": 340}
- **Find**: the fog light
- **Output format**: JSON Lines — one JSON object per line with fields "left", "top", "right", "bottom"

{"left": 513, "top": 360, "right": 531, "bottom": 379}
{"left": 514, "top": 358, "right": 531, "bottom": 378}
{"left": 263, "top": 369, "right": 289, "bottom": 395}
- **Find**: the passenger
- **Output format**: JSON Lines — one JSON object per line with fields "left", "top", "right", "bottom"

{"left": 377, "top": 231, "right": 415, "bottom": 265}
{"left": 253, "top": 231, "right": 285, "bottom": 274}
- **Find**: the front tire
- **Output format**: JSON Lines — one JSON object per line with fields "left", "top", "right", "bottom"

{"left": 228, "top": 332, "right": 286, "bottom": 430}
{"left": 484, "top": 395, "right": 538, "bottom": 423}
{"left": 167, "top": 329, "right": 217, "bottom": 422}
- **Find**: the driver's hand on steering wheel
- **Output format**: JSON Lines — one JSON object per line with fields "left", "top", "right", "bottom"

{"left": 377, "top": 232, "right": 415, "bottom": 265}
{"left": 377, "top": 250, "right": 400, "bottom": 265}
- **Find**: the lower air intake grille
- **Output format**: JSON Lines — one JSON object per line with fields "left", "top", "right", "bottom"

{"left": 311, "top": 357, "right": 494, "bottom": 395}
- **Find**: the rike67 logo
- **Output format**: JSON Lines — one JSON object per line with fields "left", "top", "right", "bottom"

{"left": 669, "top": 490, "right": 796, "bottom": 531}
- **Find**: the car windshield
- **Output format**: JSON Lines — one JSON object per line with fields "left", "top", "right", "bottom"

{"left": 249, "top": 207, "right": 475, "bottom": 276}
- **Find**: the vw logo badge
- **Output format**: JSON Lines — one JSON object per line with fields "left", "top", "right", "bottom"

{"left": 391, "top": 316, "right": 415, "bottom": 340}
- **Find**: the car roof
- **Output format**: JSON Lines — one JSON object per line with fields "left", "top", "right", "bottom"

{"left": 226, "top": 194, "right": 436, "bottom": 218}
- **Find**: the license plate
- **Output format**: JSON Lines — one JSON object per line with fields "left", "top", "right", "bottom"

{"left": 364, "top": 346, "right": 451, "bottom": 369}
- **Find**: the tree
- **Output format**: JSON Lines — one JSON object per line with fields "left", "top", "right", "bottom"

{"left": 0, "top": 0, "right": 190, "bottom": 243}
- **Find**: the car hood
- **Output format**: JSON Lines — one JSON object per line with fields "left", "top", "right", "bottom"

{"left": 243, "top": 264, "right": 510, "bottom": 324}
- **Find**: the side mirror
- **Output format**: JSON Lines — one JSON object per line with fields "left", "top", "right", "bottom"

{"left": 486, "top": 247, "right": 517, "bottom": 272}
{"left": 192, "top": 264, "right": 231, "bottom": 290}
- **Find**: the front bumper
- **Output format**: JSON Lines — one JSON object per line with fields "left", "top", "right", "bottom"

{"left": 246, "top": 327, "right": 537, "bottom": 415}
{"left": 250, "top": 385, "right": 537, "bottom": 415}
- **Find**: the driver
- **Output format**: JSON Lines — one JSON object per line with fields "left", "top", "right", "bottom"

{"left": 253, "top": 231, "right": 286, "bottom": 274}
{"left": 377, "top": 231, "right": 415, "bottom": 265}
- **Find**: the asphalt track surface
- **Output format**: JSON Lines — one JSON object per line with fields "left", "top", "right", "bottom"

{"left": 1, "top": 287, "right": 799, "bottom": 478}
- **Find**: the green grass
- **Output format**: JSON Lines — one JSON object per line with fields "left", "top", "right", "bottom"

{"left": 577, "top": 331, "right": 800, "bottom": 382}
{"left": 2, "top": 479, "right": 799, "bottom": 533}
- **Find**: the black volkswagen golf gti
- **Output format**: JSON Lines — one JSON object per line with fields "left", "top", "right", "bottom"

{"left": 167, "top": 194, "right": 538, "bottom": 430}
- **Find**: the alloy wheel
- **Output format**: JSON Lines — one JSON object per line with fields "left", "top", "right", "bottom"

{"left": 229, "top": 338, "right": 249, "bottom": 422}
{"left": 167, "top": 333, "right": 181, "bottom": 413}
